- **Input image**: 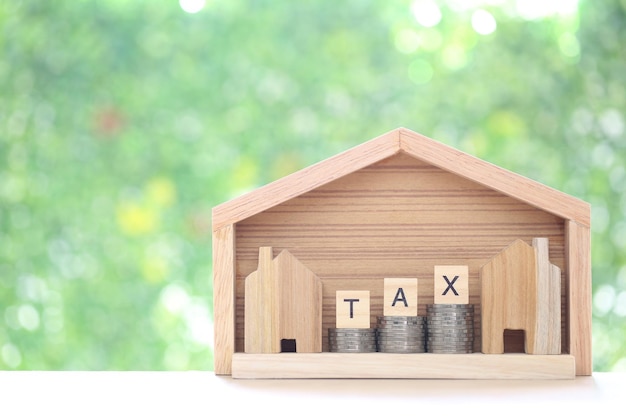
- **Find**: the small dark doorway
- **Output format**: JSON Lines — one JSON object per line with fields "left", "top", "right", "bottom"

{"left": 503, "top": 329, "right": 526, "bottom": 353}
{"left": 281, "top": 339, "right": 296, "bottom": 352}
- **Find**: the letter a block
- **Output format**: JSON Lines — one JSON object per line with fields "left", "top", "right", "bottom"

{"left": 384, "top": 278, "right": 418, "bottom": 316}
{"left": 336, "top": 291, "right": 370, "bottom": 328}
{"left": 434, "top": 265, "right": 469, "bottom": 304}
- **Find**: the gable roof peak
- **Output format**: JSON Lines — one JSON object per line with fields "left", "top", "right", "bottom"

{"left": 212, "top": 127, "right": 590, "bottom": 230}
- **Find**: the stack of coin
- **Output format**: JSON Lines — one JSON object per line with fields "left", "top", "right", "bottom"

{"left": 376, "top": 316, "right": 427, "bottom": 353}
{"left": 426, "top": 304, "right": 474, "bottom": 353}
{"left": 328, "top": 328, "right": 377, "bottom": 352}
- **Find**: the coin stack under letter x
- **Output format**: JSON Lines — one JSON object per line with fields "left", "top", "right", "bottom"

{"left": 376, "top": 316, "right": 427, "bottom": 353}
{"left": 426, "top": 304, "right": 474, "bottom": 353}
{"left": 328, "top": 328, "right": 377, "bottom": 352}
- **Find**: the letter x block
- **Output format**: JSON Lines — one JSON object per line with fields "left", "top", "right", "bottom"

{"left": 336, "top": 290, "right": 370, "bottom": 328}
{"left": 434, "top": 265, "right": 469, "bottom": 304}
{"left": 384, "top": 278, "right": 418, "bottom": 316}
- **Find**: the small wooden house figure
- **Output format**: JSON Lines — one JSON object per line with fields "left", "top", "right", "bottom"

{"left": 212, "top": 127, "right": 591, "bottom": 379}
{"left": 244, "top": 247, "right": 322, "bottom": 354}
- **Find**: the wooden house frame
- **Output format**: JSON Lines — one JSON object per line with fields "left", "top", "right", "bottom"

{"left": 212, "top": 127, "right": 591, "bottom": 379}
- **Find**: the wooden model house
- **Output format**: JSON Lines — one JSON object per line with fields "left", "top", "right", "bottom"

{"left": 244, "top": 247, "right": 322, "bottom": 354}
{"left": 212, "top": 127, "right": 591, "bottom": 379}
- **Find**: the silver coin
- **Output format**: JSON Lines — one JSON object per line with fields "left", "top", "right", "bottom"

{"left": 378, "top": 343, "right": 425, "bottom": 347}
{"left": 378, "top": 321, "right": 427, "bottom": 325}
{"left": 427, "top": 326, "right": 473, "bottom": 330}
{"left": 330, "top": 342, "right": 376, "bottom": 346}
{"left": 377, "top": 330, "right": 426, "bottom": 335}
{"left": 427, "top": 333, "right": 474, "bottom": 338}
{"left": 427, "top": 304, "right": 474, "bottom": 309}
{"left": 376, "top": 328, "right": 426, "bottom": 334}
{"left": 427, "top": 313, "right": 473, "bottom": 316}
{"left": 428, "top": 328, "right": 473, "bottom": 332}
{"left": 427, "top": 343, "right": 474, "bottom": 348}
{"left": 377, "top": 332, "right": 425, "bottom": 337}
{"left": 330, "top": 348, "right": 376, "bottom": 353}
{"left": 330, "top": 338, "right": 377, "bottom": 342}
{"left": 427, "top": 337, "right": 474, "bottom": 342}
{"left": 377, "top": 319, "right": 425, "bottom": 325}
{"left": 427, "top": 313, "right": 473, "bottom": 318}
{"left": 376, "top": 325, "right": 428, "bottom": 331}
{"left": 330, "top": 343, "right": 376, "bottom": 348}
{"left": 377, "top": 336, "right": 426, "bottom": 341}
{"left": 427, "top": 321, "right": 474, "bottom": 326}
{"left": 330, "top": 341, "right": 377, "bottom": 347}
{"left": 378, "top": 343, "right": 426, "bottom": 348}
{"left": 427, "top": 337, "right": 475, "bottom": 341}
{"left": 427, "top": 347, "right": 474, "bottom": 352}
{"left": 329, "top": 334, "right": 377, "bottom": 339}
{"left": 378, "top": 347, "right": 426, "bottom": 353}
{"left": 378, "top": 317, "right": 424, "bottom": 321}
{"left": 329, "top": 331, "right": 376, "bottom": 337}
{"left": 426, "top": 332, "right": 474, "bottom": 339}
{"left": 378, "top": 338, "right": 425, "bottom": 345}
{"left": 428, "top": 320, "right": 473, "bottom": 324}
{"left": 428, "top": 337, "right": 474, "bottom": 342}
{"left": 329, "top": 328, "right": 375, "bottom": 333}
{"left": 377, "top": 339, "right": 425, "bottom": 344}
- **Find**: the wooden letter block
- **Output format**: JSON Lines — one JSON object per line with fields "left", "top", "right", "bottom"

{"left": 434, "top": 265, "right": 469, "bottom": 304}
{"left": 336, "top": 291, "right": 370, "bottom": 328}
{"left": 384, "top": 278, "right": 418, "bottom": 316}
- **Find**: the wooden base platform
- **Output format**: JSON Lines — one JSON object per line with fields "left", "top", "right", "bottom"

{"left": 232, "top": 352, "right": 576, "bottom": 380}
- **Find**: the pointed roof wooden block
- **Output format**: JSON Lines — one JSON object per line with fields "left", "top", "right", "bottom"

{"left": 212, "top": 127, "right": 590, "bottom": 231}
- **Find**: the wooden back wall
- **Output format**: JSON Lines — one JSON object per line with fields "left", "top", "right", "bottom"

{"left": 234, "top": 153, "right": 567, "bottom": 353}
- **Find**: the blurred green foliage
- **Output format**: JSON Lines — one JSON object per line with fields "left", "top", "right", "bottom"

{"left": 1, "top": 0, "right": 625, "bottom": 371}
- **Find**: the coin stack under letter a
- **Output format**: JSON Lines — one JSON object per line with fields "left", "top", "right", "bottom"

{"left": 328, "top": 328, "right": 377, "bottom": 352}
{"left": 426, "top": 304, "right": 474, "bottom": 353}
{"left": 376, "top": 316, "right": 427, "bottom": 353}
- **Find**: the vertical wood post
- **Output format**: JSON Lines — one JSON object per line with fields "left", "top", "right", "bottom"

{"left": 212, "top": 224, "right": 236, "bottom": 375}
{"left": 566, "top": 220, "right": 592, "bottom": 375}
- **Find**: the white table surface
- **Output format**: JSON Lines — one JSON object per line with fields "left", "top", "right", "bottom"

{"left": 0, "top": 371, "right": 623, "bottom": 416}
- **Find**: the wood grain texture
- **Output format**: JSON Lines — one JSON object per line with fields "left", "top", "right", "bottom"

{"left": 566, "top": 220, "right": 592, "bottom": 375}
{"left": 213, "top": 127, "right": 590, "bottom": 231}
{"left": 244, "top": 247, "right": 279, "bottom": 353}
{"left": 532, "top": 238, "right": 561, "bottom": 354}
{"left": 212, "top": 129, "right": 400, "bottom": 231}
{"left": 212, "top": 224, "right": 236, "bottom": 375}
{"left": 549, "top": 263, "right": 562, "bottom": 354}
{"left": 434, "top": 265, "right": 468, "bottom": 304}
{"left": 399, "top": 129, "right": 590, "bottom": 227}
{"left": 275, "top": 250, "right": 323, "bottom": 352}
{"left": 336, "top": 291, "right": 370, "bottom": 328}
{"left": 234, "top": 154, "right": 567, "bottom": 356}
{"left": 213, "top": 128, "right": 591, "bottom": 376}
{"left": 481, "top": 240, "right": 537, "bottom": 354}
{"left": 244, "top": 248, "right": 322, "bottom": 353}
{"left": 231, "top": 353, "right": 576, "bottom": 380}
{"left": 384, "top": 278, "right": 418, "bottom": 316}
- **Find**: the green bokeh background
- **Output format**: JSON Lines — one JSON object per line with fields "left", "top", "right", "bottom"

{"left": 1, "top": 0, "right": 625, "bottom": 371}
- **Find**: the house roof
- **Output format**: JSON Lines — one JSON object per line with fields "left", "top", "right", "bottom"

{"left": 212, "top": 127, "right": 590, "bottom": 231}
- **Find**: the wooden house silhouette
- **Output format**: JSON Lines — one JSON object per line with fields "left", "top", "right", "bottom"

{"left": 212, "top": 127, "right": 591, "bottom": 378}
{"left": 244, "top": 247, "right": 322, "bottom": 354}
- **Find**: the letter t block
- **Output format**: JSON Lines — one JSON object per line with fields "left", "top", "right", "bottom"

{"left": 336, "top": 290, "right": 370, "bottom": 328}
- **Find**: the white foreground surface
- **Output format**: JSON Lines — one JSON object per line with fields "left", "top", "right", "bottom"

{"left": 0, "top": 371, "right": 622, "bottom": 416}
